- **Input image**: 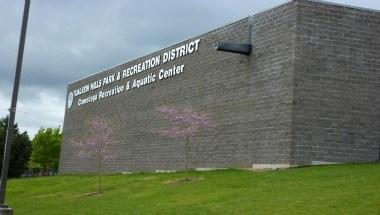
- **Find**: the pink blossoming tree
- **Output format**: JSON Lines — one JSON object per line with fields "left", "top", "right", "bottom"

{"left": 157, "top": 106, "right": 215, "bottom": 171}
{"left": 73, "top": 119, "right": 113, "bottom": 193}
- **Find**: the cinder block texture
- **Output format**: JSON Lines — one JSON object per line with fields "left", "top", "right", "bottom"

{"left": 59, "top": 0, "right": 380, "bottom": 173}
{"left": 291, "top": 0, "right": 380, "bottom": 164}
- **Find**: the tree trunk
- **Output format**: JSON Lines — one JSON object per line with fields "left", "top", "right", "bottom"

{"left": 43, "top": 163, "right": 47, "bottom": 176}
{"left": 185, "top": 136, "right": 189, "bottom": 171}
{"left": 97, "top": 153, "right": 102, "bottom": 193}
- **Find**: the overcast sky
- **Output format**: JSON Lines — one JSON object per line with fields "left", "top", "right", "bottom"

{"left": 1, "top": 0, "right": 380, "bottom": 138}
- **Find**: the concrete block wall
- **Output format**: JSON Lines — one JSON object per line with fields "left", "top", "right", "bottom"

{"left": 59, "top": 0, "right": 380, "bottom": 173}
{"left": 291, "top": 0, "right": 380, "bottom": 164}
{"left": 59, "top": 1, "right": 299, "bottom": 173}
{"left": 249, "top": 1, "right": 297, "bottom": 165}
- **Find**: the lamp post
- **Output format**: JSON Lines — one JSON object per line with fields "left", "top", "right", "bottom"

{"left": 0, "top": 0, "right": 30, "bottom": 214}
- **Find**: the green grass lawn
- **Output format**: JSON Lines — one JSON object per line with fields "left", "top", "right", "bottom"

{"left": 6, "top": 163, "right": 380, "bottom": 215}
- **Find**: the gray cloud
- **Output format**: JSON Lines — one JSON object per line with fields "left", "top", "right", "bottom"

{"left": 1, "top": 0, "right": 380, "bottom": 137}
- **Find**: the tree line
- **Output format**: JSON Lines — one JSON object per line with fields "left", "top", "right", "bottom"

{"left": 0, "top": 117, "right": 61, "bottom": 178}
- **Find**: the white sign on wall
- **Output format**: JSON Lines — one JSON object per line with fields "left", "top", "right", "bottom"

{"left": 67, "top": 39, "right": 201, "bottom": 109}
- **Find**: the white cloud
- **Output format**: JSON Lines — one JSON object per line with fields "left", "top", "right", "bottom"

{"left": 1, "top": 0, "right": 380, "bottom": 139}
{"left": 0, "top": 88, "right": 64, "bottom": 138}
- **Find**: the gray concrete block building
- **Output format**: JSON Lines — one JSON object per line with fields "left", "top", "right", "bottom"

{"left": 59, "top": 0, "right": 380, "bottom": 173}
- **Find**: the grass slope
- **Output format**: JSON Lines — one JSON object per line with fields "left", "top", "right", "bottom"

{"left": 7, "top": 163, "right": 380, "bottom": 215}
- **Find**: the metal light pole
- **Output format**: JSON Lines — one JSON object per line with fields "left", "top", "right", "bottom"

{"left": 0, "top": 0, "right": 30, "bottom": 213}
